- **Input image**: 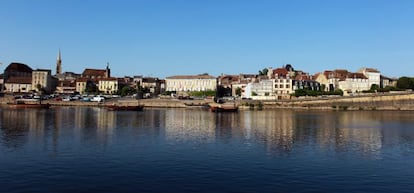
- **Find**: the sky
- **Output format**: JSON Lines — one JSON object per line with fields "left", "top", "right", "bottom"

{"left": 0, "top": 0, "right": 413, "bottom": 78}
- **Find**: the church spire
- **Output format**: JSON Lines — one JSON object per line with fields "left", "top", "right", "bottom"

{"left": 106, "top": 62, "right": 111, "bottom": 78}
{"left": 56, "top": 49, "right": 62, "bottom": 75}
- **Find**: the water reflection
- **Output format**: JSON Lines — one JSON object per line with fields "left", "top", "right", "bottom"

{"left": 0, "top": 107, "right": 413, "bottom": 158}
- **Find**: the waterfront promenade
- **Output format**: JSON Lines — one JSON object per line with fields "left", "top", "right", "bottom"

{"left": 1, "top": 92, "right": 413, "bottom": 110}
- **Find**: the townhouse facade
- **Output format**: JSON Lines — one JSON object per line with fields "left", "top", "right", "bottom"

{"left": 269, "top": 67, "right": 294, "bottom": 99}
{"left": 358, "top": 67, "right": 381, "bottom": 88}
{"left": 98, "top": 78, "right": 119, "bottom": 94}
{"left": 32, "top": 69, "right": 58, "bottom": 93}
{"left": 315, "top": 69, "right": 370, "bottom": 94}
{"left": 165, "top": 74, "right": 217, "bottom": 92}
{"left": 4, "top": 77, "right": 33, "bottom": 93}
{"left": 3, "top": 62, "right": 33, "bottom": 93}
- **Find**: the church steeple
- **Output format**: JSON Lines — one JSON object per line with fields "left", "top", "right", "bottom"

{"left": 56, "top": 49, "right": 62, "bottom": 75}
{"left": 106, "top": 62, "right": 111, "bottom": 78}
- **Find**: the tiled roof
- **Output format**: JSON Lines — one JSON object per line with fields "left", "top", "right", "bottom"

{"left": 219, "top": 75, "right": 240, "bottom": 83}
{"left": 295, "top": 74, "right": 312, "bottom": 81}
{"left": 348, "top": 73, "right": 367, "bottom": 79}
{"left": 76, "top": 78, "right": 90, "bottom": 82}
{"left": 360, "top": 67, "right": 380, "bottom": 73}
{"left": 5, "top": 76, "right": 32, "bottom": 84}
{"left": 98, "top": 77, "right": 118, "bottom": 81}
{"left": 380, "top": 75, "right": 396, "bottom": 80}
{"left": 273, "top": 68, "right": 288, "bottom": 76}
{"left": 323, "top": 69, "right": 348, "bottom": 80}
{"left": 365, "top": 68, "right": 380, "bottom": 73}
{"left": 5, "top": 62, "right": 33, "bottom": 73}
{"left": 322, "top": 69, "right": 368, "bottom": 80}
{"left": 142, "top": 77, "right": 158, "bottom": 83}
{"left": 82, "top": 69, "right": 106, "bottom": 77}
{"left": 166, "top": 74, "right": 216, "bottom": 79}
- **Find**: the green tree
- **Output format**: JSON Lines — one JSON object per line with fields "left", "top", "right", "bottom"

{"left": 36, "top": 84, "right": 42, "bottom": 91}
{"left": 85, "top": 81, "right": 98, "bottom": 94}
{"left": 397, "top": 77, "right": 414, "bottom": 89}
{"left": 258, "top": 68, "right": 269, "bottom": 76}
{"left": 120, "top": 86, "right": 135, "bottom": 96}
{"left": 370, "top": 84, "right": 380, "bottom": 91}
{"left": 235, "top": 87, "right": 242, "bottom": 96}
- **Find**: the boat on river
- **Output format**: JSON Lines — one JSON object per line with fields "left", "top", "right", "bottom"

{"left": 7, "top": 99, "right": 51, "bottom": 109}
{"left": 106, "top": 104, "right": 144, "bottom": 111}
{"left": 184, "top": 102, "right": 210, "bottom": 108}
{"left": 209, "top": 103, "right": 238, "bottom": 112}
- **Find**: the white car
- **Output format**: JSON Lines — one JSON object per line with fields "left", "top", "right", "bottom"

{"left": 91, "top": 96, "right": 105, "bottom": 102}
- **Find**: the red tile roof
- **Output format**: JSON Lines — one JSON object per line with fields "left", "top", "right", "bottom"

{"left": 5, "top": 77, "right": 32, "bottom": 84}
{"left": 82, "top": 69, "right": 107, "bottom": 78}
{"left": 5, "top": 62, "right": 33, "bottom": 73}
{"left": 76, "top": 78, "right": 89, "bottom": 82}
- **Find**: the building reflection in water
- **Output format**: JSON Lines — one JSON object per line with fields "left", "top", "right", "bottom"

{"left": 0, "top": 108, "right": 51, "bottom": 149}
{"left": 239, "top": 110, "right": 295, "bottom": 155}
{"left": 164, "top": 109, "right": 216, "bottom": 144}
{"left": 1, "top": 107, "right": 414, "bottom": 158}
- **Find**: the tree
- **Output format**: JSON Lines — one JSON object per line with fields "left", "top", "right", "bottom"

{"left": 120, "top": 86, "right": 136, "bottom": 96}
{"left": 85, "top": 81, "right": 98, "bottom": 94}
{"left": 36, "top": 84, "right": 42, "bottom": 91}
{"left": 321, "top": 84, "right": 326, "bottom": 92}
{"left": 235, "top": 87, "right": 242, "bottom": 96}
{"left": 258, "top": 68, "right": 269, "bottom": 76}
{"left": 370, "top": 84, "right": 380, "bottom": 91}
{"left": 397, "top": 77, "right": 414, "bottom": 89}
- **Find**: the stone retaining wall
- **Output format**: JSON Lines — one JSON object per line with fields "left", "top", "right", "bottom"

{"left": 263, "top": 93, "right": 414, "bottom": 110}
{"left": 1, "top": 93, "right": 414, "bottom": 110}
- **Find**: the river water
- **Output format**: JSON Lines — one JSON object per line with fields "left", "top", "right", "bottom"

{"left": 0, "top": 107, "right": 413, "bottom": 193}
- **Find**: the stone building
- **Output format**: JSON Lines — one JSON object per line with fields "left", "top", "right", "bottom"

{"left": 32, "top": 69, "right": 58, "bottom": 93}
{"left": 2, "top": 62, "right": 33, "bottom": 93}
{"left": 165, "top": 74, "right": 217, "bottom": 92}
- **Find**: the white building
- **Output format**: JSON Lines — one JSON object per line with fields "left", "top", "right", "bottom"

{"left": 338, "top": 74, "right": 370, "bottom": 94}
{"left": 165, "top": 74, "right": 217, "bottom": 92}
{"left": 245, "top": 80, "right": 274, "bottom": 99}
{"left": 4, "top": 77, "right": 32, "bottom": 93}
{"left": 359, "top": 67, "right": 381, "bottom": 88}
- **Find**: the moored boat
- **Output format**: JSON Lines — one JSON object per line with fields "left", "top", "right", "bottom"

{"left": 106, "top": 104, "right": 144, "bottom": 111}
{"left": 7, "top": 100, "right": 51, "bottom": 109}
{"left": 209, "top": 103, "right": 238, "bottom": 112}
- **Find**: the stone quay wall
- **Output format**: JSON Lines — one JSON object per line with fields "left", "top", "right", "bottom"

{"left": 262, "top": 93, "right": 414, "bottom": 110}
{"left": 1, "top": 93, "right": 413, "bottom": 110}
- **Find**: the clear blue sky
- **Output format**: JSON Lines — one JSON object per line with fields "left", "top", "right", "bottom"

{"left": 0, "top": 0, "right": 413, "bottom": 78}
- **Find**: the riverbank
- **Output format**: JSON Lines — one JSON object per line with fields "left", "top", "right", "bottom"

{"left": 260, "top": 92, "right": 414, "bottom": 110}
{"left": 1, "top": 93, "right": 414, "bottom": 110}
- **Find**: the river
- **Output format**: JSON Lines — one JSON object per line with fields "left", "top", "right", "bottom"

{"left": 0, "top": 107, "right": 413, "bottom": 193}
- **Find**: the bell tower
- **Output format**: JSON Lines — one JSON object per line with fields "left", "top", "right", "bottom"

{"left": 106, "top": 62, "right": 111, "bottom": 78}
{"left": 56, "top": 49, "right": 62, "bottom": 75}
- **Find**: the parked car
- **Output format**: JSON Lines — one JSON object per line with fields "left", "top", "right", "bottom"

{"left": 81, "top": 97, "right": 91, "bottom": 102}
{"left": 62, "top": 97, "right": 72, "bottom": 101}
{"left": 91, "top": 96, "right": 105, "bottom": 102}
